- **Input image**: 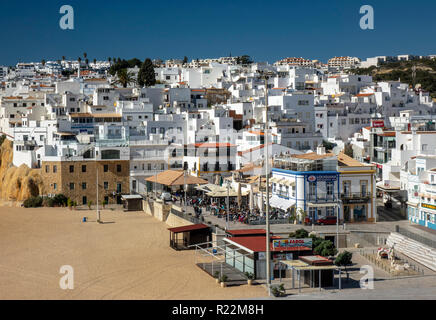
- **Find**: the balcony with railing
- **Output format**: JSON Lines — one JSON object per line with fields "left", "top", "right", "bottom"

{"left": 307, "top": 193, "right": 338, "bottom": 203}
{"left": 341, "top": 192, "right": 371, "bottom": 203}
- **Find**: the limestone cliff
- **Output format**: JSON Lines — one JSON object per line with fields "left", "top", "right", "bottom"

{"left": 0, "top": 139, "right": 46, "bottom": 202}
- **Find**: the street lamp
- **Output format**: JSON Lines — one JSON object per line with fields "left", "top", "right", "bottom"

{"left": 259, "top": 69, "right": 275, "bottom": 296}
{"left": 226, "top": 180, "right": 231, "bottom": 231}
{"left": 95, "top": 145, "right": 101, "bottom": 223}
{"left": 336, "top": 199, "right": 342, "bottom": 248}
{"left": 184, "top": 169, "right": 188, "bottom": 214}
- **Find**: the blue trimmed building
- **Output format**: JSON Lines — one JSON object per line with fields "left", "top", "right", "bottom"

{"left": 269, "top": 147, "right": 377, "bottom": 223}
{"left": 270, "top": 147, "right": 341, "bottom": 223}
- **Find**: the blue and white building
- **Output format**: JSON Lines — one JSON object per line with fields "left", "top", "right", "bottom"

{"left": 269, "top": 147, "right": 377, "bottom": 223}
{"left": 270, "top": 147, "right": 341, "bottom": 222}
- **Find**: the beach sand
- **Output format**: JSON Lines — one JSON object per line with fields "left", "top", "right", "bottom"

{"left": 0, "top": 206, "right": 267, "bottom": 300}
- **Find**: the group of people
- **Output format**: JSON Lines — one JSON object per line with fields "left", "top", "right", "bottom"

{"left": 172, "top": 191, "right": 288, "bottom": 225}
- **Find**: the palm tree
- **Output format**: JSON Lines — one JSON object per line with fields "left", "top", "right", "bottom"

{"left": 83, "top": 52, "right": 87, "bottom": 59}
{"left": 114, "top": 69, "right": 135, "bottom": 88}
{"left": 41, "top": 59, "right": 46, "bottom": 66}
{"left": 62, "top": 56, "right": 66, "bottom": 61}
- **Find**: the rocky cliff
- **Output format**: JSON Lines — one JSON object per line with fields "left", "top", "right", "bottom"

{"left": 0, "top": 139, "right": 45, "bottom": 203}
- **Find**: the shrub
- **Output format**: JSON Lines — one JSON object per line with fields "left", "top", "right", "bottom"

{"left": 53, "top": 194, "right": 68, "bottom": 207}
{"left": 244, "top": 272, "right": 255, "bottom": 280}
{"left": 271, "top": 284, "right": 286, "bottom": 297}
{"left": 314, "top": 240, "right": 337, "bottom": 257}
{"left": 43, "top": 197, "right": 55, "bottom": 207}
{"left": 87, "top": 200, "right": 92, "bottom": 210}
{"left": 289, "top": 229, "right": 309, "bottom": 239}
{"left": 220, "top": 275, "right": 228, "bottom": 283}
{"left": 335, "top": 251, "right": 353, "bottom": 267}
{"left": 67, "top": 198, "right": 73, "bottom": 209}
{"left": 23, "top": 196, "right": 43, "bottom": 208}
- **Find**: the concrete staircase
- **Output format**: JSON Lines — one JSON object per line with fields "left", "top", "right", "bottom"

{"left": 386, "top": 232, "right": 436, "bottom": 272}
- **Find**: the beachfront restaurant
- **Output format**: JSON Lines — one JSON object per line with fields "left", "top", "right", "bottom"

{"left": 168, "top": 224, "right": 212, "bottom": 250}
{"left": 223, "top": 236, "right": 313, "bottom": 279}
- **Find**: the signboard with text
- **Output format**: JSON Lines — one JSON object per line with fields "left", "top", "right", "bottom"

{"left": 272, "top": 238, "right": 313, "bottom": 250}
{"left": 306, "top": 175, "right": 337, "bottom": 183}
{"left": 371, "top": 120, "right": 385, "bottom": 128}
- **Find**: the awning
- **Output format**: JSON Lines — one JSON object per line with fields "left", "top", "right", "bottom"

{"left": 145, "top": 170, "right": 208, "bottom": 186}
{"left": 269, "top": 195, "right": 296, "bottom": 211}
{"left": 121, "top": 195, "right": 143, "bottom": 200}
{"left": 307, "top": 203, "right": 337, "bottom": 208}
{"left": 206, "top": 189, "right": 249, "bottom": 197}
{"left": 281, "top": 180, "right": 295, "bottom": 187}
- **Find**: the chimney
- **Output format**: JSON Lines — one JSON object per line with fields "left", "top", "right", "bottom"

{"left": 317, "top": 146, "right": 326, "bottom": 155}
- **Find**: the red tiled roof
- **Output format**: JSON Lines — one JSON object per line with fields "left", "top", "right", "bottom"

{"left": 226, "top": 229, "right": 266, "bottom": 236}
{"left": 377, "top": 132, "right": 395, "bottom": 137}
{"left": 168, "top": 224, "right": 209, "bottom": 233}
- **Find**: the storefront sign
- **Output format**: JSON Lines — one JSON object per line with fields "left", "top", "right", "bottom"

{"left": 273, "top": 238, "right": 312, "bottom": 249}
{"left": 306, "top": 175, "right": 337, "bottom": 183}
{"left": 371, "top": 120, "right": 385, "bottom": 128}
{"left": 343, "top": 198, "right": 369, "bottom": 204}
{"left": 422, "top": 203, "right": 436, "bottom": 211}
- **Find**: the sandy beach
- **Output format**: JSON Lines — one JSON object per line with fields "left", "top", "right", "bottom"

{"left": 0, "top": 206, "right": 267, "bottom": 300}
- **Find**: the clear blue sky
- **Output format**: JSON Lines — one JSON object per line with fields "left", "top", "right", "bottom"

{"left": 1, "top": 0, "right": 436, "bottom": 65}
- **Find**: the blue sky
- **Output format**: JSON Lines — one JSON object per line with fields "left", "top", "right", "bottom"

{"left": 1, "top": 0, "right": 436, "bottom": 65}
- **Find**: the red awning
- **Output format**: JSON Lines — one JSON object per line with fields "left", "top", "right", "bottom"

{"left": 168, "top": 224, "right": 210, "bottom": 234}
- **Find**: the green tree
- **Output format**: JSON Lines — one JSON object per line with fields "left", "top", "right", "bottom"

{"left": 314, "top": 240, "right": 337, "bottom": 257}
{"left": 83, "top": 52, "right": 87, "bottom": 59}
{"left": 41, "top": 59, "right": 46, "bottom": 66}
{"left": 335, "top": 251, "right": 353, "bottom": 280}
{"left": 322, "top": 140, "right": 336, "bottom": 151}
{"left": 115, "top": 69, "right": 136, "bottom": 88}
{"left": 289, "top": 228, "right": 309, "bottom": 238}
{"left": 137, "top": 58, "right": 156, "bottom": 87}
{"left": 183, "top": 56, "right": 188, "bottom": 65}
{"left": 62, "top": 56, "right": 66, "bottom": 61}
{"left": 238, "top": 55, "right": 253, "bottom": 65}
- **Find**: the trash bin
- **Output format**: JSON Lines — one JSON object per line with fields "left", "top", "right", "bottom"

{"left": 82, "top": 217, "right": 87, "bottom": 222}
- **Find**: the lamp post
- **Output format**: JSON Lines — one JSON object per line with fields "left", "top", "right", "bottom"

{"left": 96, "top": 146, "right": 101, "bottom": 223}
{"left": 226, "top": 180, "right": 230, "bottom": 231}
{"left": 260, "top": 70, "right": 274, "bottom": 296}
{"left": 336, "top": 199, "right": 342, "bottom": 248}
{"left": 184, "top": 169, "right": 187, "bottom": 213}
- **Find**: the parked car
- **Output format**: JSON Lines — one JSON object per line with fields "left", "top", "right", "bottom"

{"left": 304, "top": 217, "right": 314, "bottom": 225}
{"left": 316, "top": 216, "right": 337, "bottom": 225}
{"left": 160, "top": 192, "right": 172, "bottom": 201}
